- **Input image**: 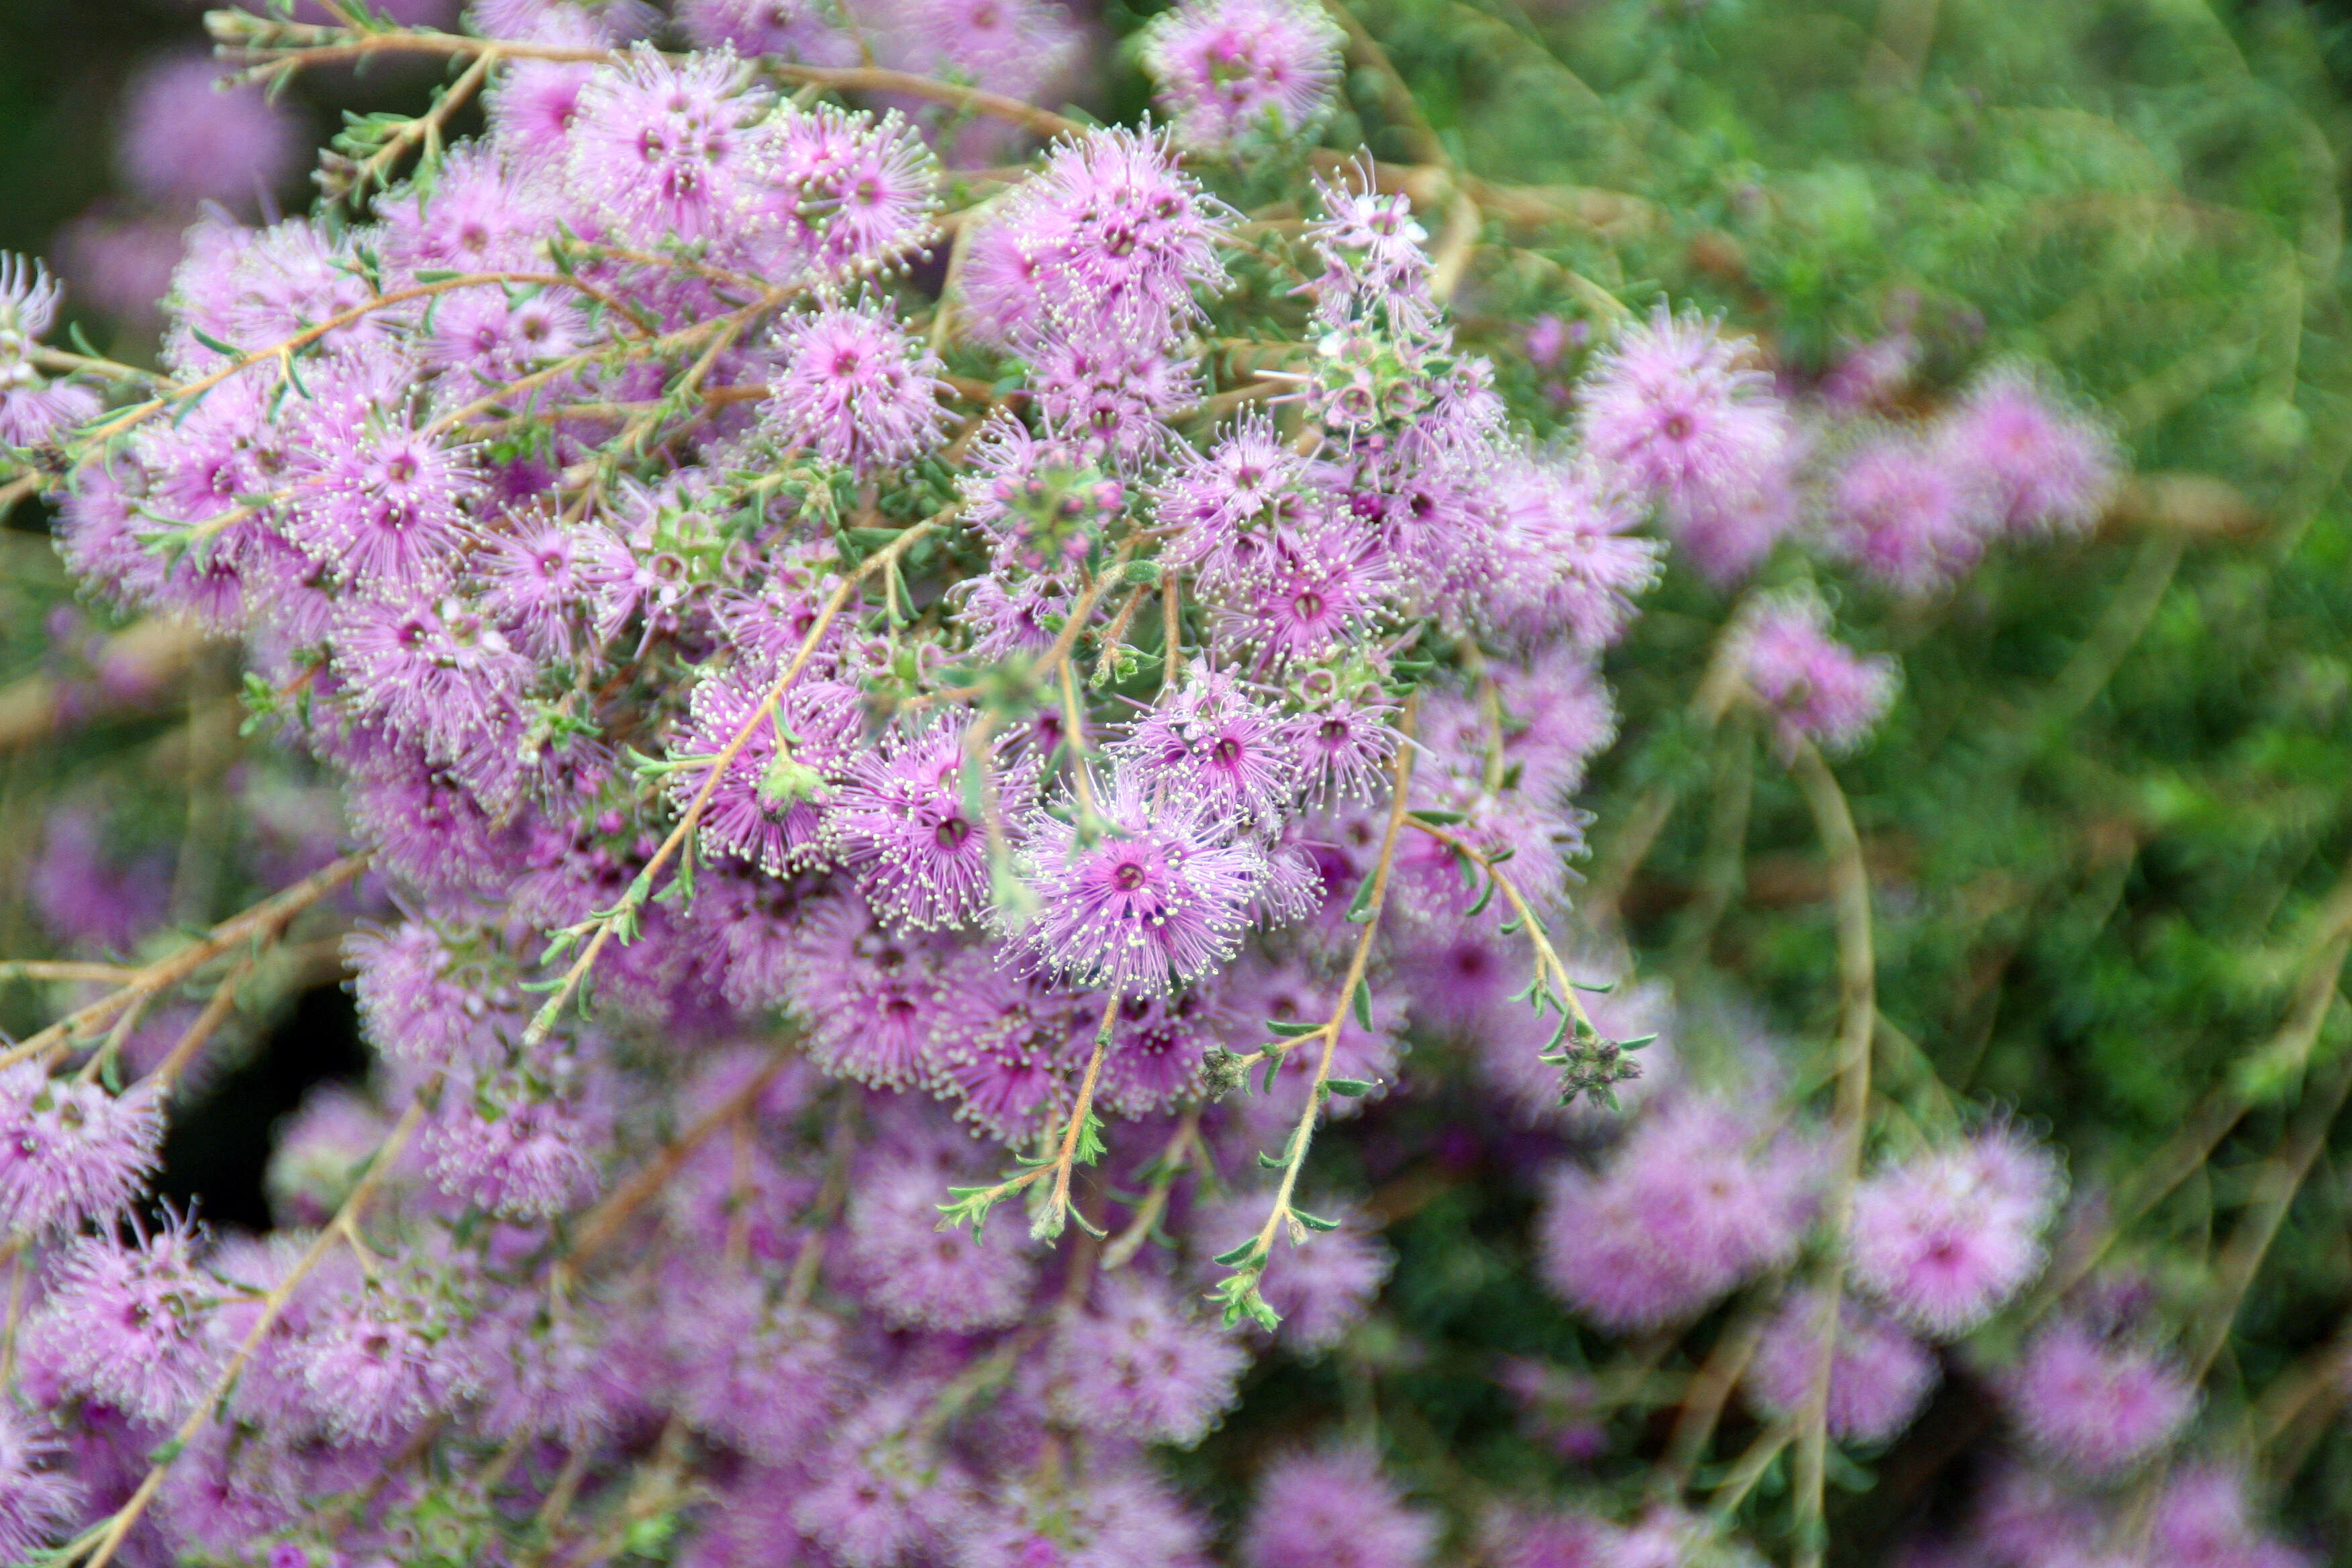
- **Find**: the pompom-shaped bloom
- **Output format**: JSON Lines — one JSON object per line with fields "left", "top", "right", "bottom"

{"left": 0, "top": 1063, "right": 164, "bottom": 1236}
{"left": 475, "top": 509, "right": 599, "bottom": 660}
{"left": 671, "top": 1273, "right": 842, "bottom": 1463}
{"left": 565, "top": 45, "right": 773, "bottom": 245}
{"left": 956, "top": 1465, "right": 1211, "bottom": 1568}
{"left": 764, "top": 295, "right": 952, "bottom": 473}
{"left": 421, "top": 285, "right": 585, "bottom": 384}
{"left": 1536, "top": 1095, "right": 1817, "bottom": 1331}
{"left": 1848, "top": 1127, "right": 2063, "bottom": 1338}
{"left": 1481, "top": 452, "right": 1663, "bottom": 650}
{"left": 2148, "top": 1467, "right": 2310, "bottom": 1568}
{"left": 1215, "top": 524, "right": 1397, "bottom": 672}
{"left": 1285, "top": 693, "right": 1400, "bottom": 805}
{"left": 1307, "top": 162, "right": 1435, "bottom": 330}
{"left": 285, "top": 401, "right": 482, "bottom": 597}
{"left": 486, "top": 17, "right": 602, "bottom": 167}
{"left": 2007, "top": 1318, "right": 2196, "bottom": 1475}
{"left": 825, "top": 717, "right": 1017, "bottom": 932}
{"left": 424, "top": 1057, "right": 606, "bottom": 1218}
{"left": 750, "top": 103, "right": 938, "bottom": 275}
{"left": 289, "top": 1277, "right": 477, "bottom": 1445}
{"left": 667, "top": 671, "right": 861, "bottom": 875}
{"left": 473, "top": 1306, "right": 620, "bottom": 1447}
{"left": 1668, "top": 435, "right": 1804, "bottom": 585}
{"left": 1010, "top": 767, "right": 1268, "bottom": 998}
{"left": 27, "top": 804, "right": 169, "bottom": 954}
{"left": 793, "top": 1391, "right": 977, "bottom": 1568}
{"left": 1745, "top": 1292, "right": 1940, "bottom": 1444}
{"left": 1048, "top": 1271, "right": 1246, "bottom": 1447}
{"left": 1242, "top": 1449, "right": 1435, "bottom": 1568}
{"left": 866, "top": 0, "right": 1084, "bottom": 137}
{"left": 1577, "top": 309, "right": 1794, "bottom": 520}
{"left": 117, "top": 52, "right": 302, "bottom": 211}
{"left": 1117, "top": 663, "right": 1300, "bottom": 828}
{"left": 348, "top": 920, "right": 518, "bottom": 1069}
{"left": 785, "top": 890, "right": 957, "bottom": 1088}
{"left": 971, "top": 124, "right": 1234, "bottom": 346}
{"left": 380, "top": 143, "right": 554, "bottom": 279}
{"left": 1031, "top": 332, "right": 1199, "bottom": 471}
{"left": 1154, "top": 411, "right": 1309, "bottom": 580}
{"left": 1733, "top": 592, "right": 1900, "bottom": 756}
{"left": 1143, "top": 0, "right": 1346, "bottom": 152}
{"left": 332, "top": 592, "right": 532, "bottom": 761}
{"left": 0, "top": 256, "right": 96, "bottom": 450}
{"left": 843, "top": 1164, "right": 1036, "bottom": 1330}
{"left": 25, "top": 1214, "right": 219, "bottom": 1422}
{"left": 1825, "top": 430, "right": 1994, "bottom": 593}
{"left": 1099, "top": 987, "right": 1224, "bottom": 1116}
{"left": 1420, "top": 644, "right": 1617, "bottom": 807}
{"left": 0, "top": 1405, "right": 79, "bottom": 1564}
{"left": 926, "top": 962, "right": 1092, "bottom": 1143}
{"left": 1939, "top": 365, "right": 2118, "bottom": 536}
{"left": 680, "top": 0, "right": 859, "bottom": 63}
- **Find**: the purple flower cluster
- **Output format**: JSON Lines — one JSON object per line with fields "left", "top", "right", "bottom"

{"left": 0, "top": 10, "right": 2227, "bottom": 1566}
{"left": 1571, "top": 311, "right": 2119, "bottom": 591}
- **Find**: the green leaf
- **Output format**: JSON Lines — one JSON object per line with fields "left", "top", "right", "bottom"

{"left": 1266, "top": 1018, "right": 1322, "bottom": 1038}
{"left": 1214, "top": 1237, "right": 1265, "bottom": 1267}
{"left": 1071, "top": 1110, "right": 1107, "bottom": 1167}
{"left": 1291, "top": 1209, "right": 1341, "bottom": 1232}
{"left": 1344, "top": 873, "right": 1380, "bottom": 924}
{"left": 1409, "top": 808, "right": 1467, "bottom": 826}
{"left": 1326, "top": 1077, "right": 1373, "bottom": 1097}
{"left": 1352, "top": 979, "right": 1374, "bottom": 1030}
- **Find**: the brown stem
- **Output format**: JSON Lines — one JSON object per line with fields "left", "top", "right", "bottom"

{"left": 1787, "top": 741, "right": 1876, "bottom": 1568}
{"left": 0, "top": 852, "right": 370, "bottom": 1072}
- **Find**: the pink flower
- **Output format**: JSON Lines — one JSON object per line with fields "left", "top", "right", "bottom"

{"left": 1142, "top": 0, "right": 1346, "bottom": 152}
{"left": 1536, "top": 1095, "right": 1818, "bottom": 1331}
{"left": 1825, "top": 430, "right": 1994, "bottom": 593}
{"left": 1734, "top": 591, "right": 1900, "bottom": 755}
{"left": 0, "top": 1404, "right": 79, "bottom": 1563}
{"left": 2007, "top": 1318, "right": 2196, "bottom": 1475}
{"left": 1577, "top": 309, "right": 1795, "bottom": 526}
{"left": 1848, "top": 1128, "right": 2063, "bottom": 1338}
{"left": 826, "top": 717, "right": 1023, "bottom": 933}
{"left": 115, "top": 53, "right": 303, "bottom": 212}
{"left": 563, "top": 46, "right": 773, "bottom": 246}
{"left": 1241, "top": 1449, "right": 1434, "bottom": 1568}
{"left": 965, "top": 125, "right": 1234, "bottom": 348}
{"left": 1938, "top": 365, "right": 2120, "bottom": 536}
{"left": 1047, "top": 1271, "right": 1246, "bottom": 1447}
{"left": 763, "top": 294, "right": 953, "bottom": 473}
{"left": 1011, "top": 767, "right": 1268, "bottom": 998}
{"left": 784, "top": 889, "right": 959, "bottom": 1089}
{"left": 0, "top": 1065, "right": 164, "bottom": 1237}
{"left": 749, "top": 103, "right": 939, "bottom": 276}
{"left": 927, "top": 961, "right": 1093, "bottom": 1142}
{"left": 1745, "top": 1291, "right": 1941, "bottom": 1444}
{"left": 843, "top": 1164, "right": 1036, "bottom": 1330}
{"left": 679, "top": 0, "right": 859, "bottom": 64}
{"left": 24, "top": 1214, "right": 221, "bottom": 1423}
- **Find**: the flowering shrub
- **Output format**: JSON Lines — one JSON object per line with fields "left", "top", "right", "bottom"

{"left": 0, "top": 0, "right": 2349, "bottom": 1565}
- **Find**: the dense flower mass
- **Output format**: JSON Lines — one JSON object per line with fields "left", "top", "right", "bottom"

{"left": 0, "top": 2, "right": 2325, "bottom": 1565}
